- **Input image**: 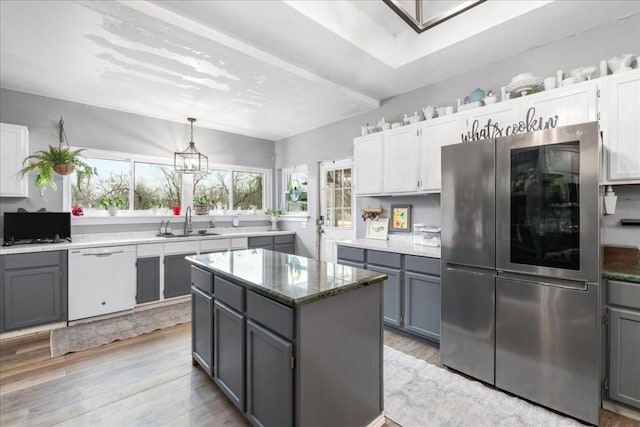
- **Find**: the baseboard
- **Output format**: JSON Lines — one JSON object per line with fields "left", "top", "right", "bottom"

{"left": 366, "top": 413, "right": 385, "bottom": 427}
{"left": 69, "top": 296, "right": 190, "bottom": 326}
{"left": 603, "top": 399, "right": 640, "bottom": 422}
{"left": 0, "top": 322, "right": 66, "bottom": 341}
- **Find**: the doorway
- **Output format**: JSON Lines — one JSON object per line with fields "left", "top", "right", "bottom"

{"left": 318, "top": 158, "right": 355, "bottom": 263}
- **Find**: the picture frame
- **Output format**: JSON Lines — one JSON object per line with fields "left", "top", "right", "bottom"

{"left": 365, "top": 217, "right": 389, "bottom": 240}
{"left": 390, "top": 205, "right": 411, "bottom": 232}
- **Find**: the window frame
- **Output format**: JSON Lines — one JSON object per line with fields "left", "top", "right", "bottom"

{"left": 65, "top": 148, "right": 272, "bottom": 221}
{"left": 280, "top": 165, "right": 309, "bottom": 216}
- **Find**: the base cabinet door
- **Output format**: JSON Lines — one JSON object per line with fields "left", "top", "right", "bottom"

{"left": 609, "top": 308, "right": 640, "bottom": 409}
{"left": 404, "top": 272, "right": 440, "bottom": 341}
{"left": 192, "top": 286, "right": 213, "bottom": 376}
{"left": 136, "top": 257, "right": 160, "bottom": 304}
{"left": 246, "top": 320, "right": 293, "bottom": 427}
{"left": 213, "top": 300, "right": 245, "bottom": 411}
{"left": 0, "top": 265, "right": 65, "bottom": 332}
{"left": 368, "top": 264, "right": 402, "bottom": 327}
{"left": 164, "top": 253, "right": 195, "bottom": 298}
{"left": 274, "top": 243, "right": 295, "bottom": 254}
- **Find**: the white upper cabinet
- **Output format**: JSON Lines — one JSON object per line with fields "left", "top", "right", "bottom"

{"left": 600, "top": 70, "right": 640, "bottom": 183}
{"left": 354, "top": 133, "right": 384, "bottom": 195}
{"left": 0, "top": 123, "right": 29, "bottom": 197}
{"left": 383, "top": 125, "right": 420, "bottom": 193}
{"left": 461, "top": 102, "right": 520, "bottom": 142}
{"left": 419, "top": 115, "right": 463, "bottom": 192}
{"left": 522, "top": 82, "right": 598, "bottom": 127}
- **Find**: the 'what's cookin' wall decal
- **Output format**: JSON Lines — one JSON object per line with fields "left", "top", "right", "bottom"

{"left": 461, "top": 107, "right": 559, "bottom": 143}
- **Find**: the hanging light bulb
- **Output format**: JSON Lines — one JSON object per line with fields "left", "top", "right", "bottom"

{"left": 174, "top": 118, "right": 208, "bottom": 174}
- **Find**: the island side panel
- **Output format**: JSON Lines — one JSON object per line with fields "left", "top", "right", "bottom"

{"left": 296, "top": 281, "right": 383, "bottom": 427}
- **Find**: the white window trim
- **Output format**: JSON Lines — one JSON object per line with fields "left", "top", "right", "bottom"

{"left": 280, "top": 164, "right": 309, "bottom": 217}
{"left": 64, "top": 148, "right": 272, "bottom": 223}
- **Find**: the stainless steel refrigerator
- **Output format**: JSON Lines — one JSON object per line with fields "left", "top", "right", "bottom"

{"left": 441, "top": 122, "right": 601, "bottom": 425}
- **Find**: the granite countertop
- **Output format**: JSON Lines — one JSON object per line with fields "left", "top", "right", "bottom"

{"left": 0, "top": 229, "right": 295, "bottom": 255}
{"left": 337, "top": 238, "right": 441, "bottom": 259}
{"left": 187, "top": 249, "right": 387, "bottom": 306}
{"left": 602, "top": 267, "right": 640, "bottom": 284}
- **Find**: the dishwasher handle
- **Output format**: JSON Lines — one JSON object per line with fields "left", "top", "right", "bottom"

{"left": 84, "top": 251, "right": 124, "bottom": 257}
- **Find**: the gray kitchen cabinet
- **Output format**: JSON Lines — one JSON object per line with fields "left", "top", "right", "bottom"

{"left": 136, "top": 256, "right": 160, "bottom": 304}
{"left": 404, "top": 271, "right": 441, "bottom": 341}
{"left": 337, "top": 246, "right": 366, "bottom": 269}
{"left": 248, "top": 236, "right": 273, "bottom": 250}
{"left": 274, "top": 243, "right": 295, "bottom": 254}
{"left": 368, "top": 264, "right": 402, "bottom": 327}
{"left": 0, "top": 251, "right": 67, "bottom": 333}
{"left": 246, "top": 319, "right": 293, "bottom": 427}
{"left": 248, "top": 234, "right": 295, "bottom": 254}
{"left": 163, "top": 253, "right": 195, "bottom": 298}
{"left": 213, "top": 300, "right": 245, "bottom": 411}
{"left": 192, "top": 285, "right": 213, "bottom": 376}
{"left": 608, "top": 307, "right": 640, "bottom": 409}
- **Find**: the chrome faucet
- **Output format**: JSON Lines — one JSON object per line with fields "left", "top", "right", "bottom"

{"left": 184, "top": 206, "right": 192, "bottom": 235}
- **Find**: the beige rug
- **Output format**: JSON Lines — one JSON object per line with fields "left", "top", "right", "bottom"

{"left": 384, "top": 345, "right": 584, "bottom": 427}
{"left": 50, "top": 301, "right": 191, "bottom": 357}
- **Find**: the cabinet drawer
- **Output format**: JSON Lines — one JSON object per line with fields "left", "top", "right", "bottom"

{"left": 137, "top": 243, "right": 163, "bottom": 257}
{"left": 215, "top": 276, "right": 244, "bottom": 312}
{"left": 405, "top": 255, "right": 440, "bottom": 276}
{"left": 247, "top": 291, "right": 293, "bottom": 340}
{"left": 337, "top": 246, "right": 365, "bottom": 263}
{"left": 2, "top": 251, "right": 62, "bottom": 269}
{"left": 367, "top": 250, "right": 401, "bottom": 269}
{"left": 191, "top": 266, "right": 213, "bottom": 294}
{"left": 609, "top": 280, "right": 640, "bottom": 310}
{"left": 230, "top": 237, "right": 248, "bottom": 249}
{"left": 164, "top": 241, "right": 200, "bottom": 255}
{"left": 200, "top": 238, "right": 229, "bottom": 253}
{"left": 248, "top": 236, "right": 273, "bottom": 247}
{"left": 274, "top": 234, "right": 294, "bottom": 245}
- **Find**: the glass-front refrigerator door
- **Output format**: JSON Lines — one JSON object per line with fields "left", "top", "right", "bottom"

{"left": 495, "top": 122, "right": 599, "bottom": 282}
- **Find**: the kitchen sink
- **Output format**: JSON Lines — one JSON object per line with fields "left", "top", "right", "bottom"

{"left": 157, "top": 232, "right": 219, "bottom": 238}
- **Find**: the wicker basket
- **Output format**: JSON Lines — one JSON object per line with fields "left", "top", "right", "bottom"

{"left": 53, "top": 163, "right": 75, "bottom": 175}
{"left": 195, "top": 205, "right": 209, "bottom": 215}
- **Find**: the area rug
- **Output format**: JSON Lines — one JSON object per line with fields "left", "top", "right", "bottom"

{"left": 50, "top": 301, "right": 191, "bottom": 357}
{"left": 383, "top": 345, "right": 583, "bottom": 427}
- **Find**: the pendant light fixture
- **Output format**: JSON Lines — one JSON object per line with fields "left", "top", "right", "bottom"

{"left": 174, "top": 117, "right": 208, "bottom": 173}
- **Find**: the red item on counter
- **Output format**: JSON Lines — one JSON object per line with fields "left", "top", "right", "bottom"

{"left": 71, "top": 205, "right": 84, "bottom": 216}
{"left": 172, "top": 206, "right": 181, "bottom": 215}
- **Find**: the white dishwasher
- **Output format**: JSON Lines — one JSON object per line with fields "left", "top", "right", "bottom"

{"left": 68, "top": 245, "right": 137, "bottom": 321}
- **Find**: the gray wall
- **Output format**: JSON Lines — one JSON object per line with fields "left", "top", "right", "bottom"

{"left": 275, "top": 14, "right": 640, "bottom": 258}
{"left": 0, "top": 89, "right": 275, "bottom": 233}
{"left": 601, "top": 185, "right": 640, "bottom": 248}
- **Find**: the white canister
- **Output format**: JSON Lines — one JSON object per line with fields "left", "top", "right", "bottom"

{"left": 600, "top": 60, "right": 608, "bottom": 77}
{"left": 556, "top": 70, "right": 563, "bottom": 83}
{"left": 544, "top": 77, "right": 557, "bottom": 91}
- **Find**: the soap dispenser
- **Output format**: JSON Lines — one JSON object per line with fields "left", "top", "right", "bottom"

{"left": 604, "top": 185, "right": 617, "bottom": 215}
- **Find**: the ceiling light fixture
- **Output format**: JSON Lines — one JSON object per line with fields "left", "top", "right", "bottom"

{"left": 174, "top": 117, "right": 208, "bottom": 174}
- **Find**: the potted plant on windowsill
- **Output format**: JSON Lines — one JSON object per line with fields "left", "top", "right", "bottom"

{"left": 100, "top": 197, "right": 124, "bottom": 216}
{"left": 264, "top": 209, "right": 282, "bottom": 231}
{"left": 20, "top": 117, "right": 96, "bottom": 197}
{"left": 194, "top": 197, "right": 211, "bottom": 215}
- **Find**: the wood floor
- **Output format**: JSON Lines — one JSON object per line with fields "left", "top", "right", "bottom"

{"left": 0, "top": 324, "right": 637, "bottom": 427}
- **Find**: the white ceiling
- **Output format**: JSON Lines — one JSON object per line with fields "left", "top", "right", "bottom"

{"left": 1, "top": 1, "right": 639, "bottom": 141}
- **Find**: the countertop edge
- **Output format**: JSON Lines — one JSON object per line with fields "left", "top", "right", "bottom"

{"left": 602, "top": 269, "right": 640, "bottom": 284}
{"left": 187, "top": 257, "right": 388, "bottom": 306}
{"left": 0, "top": 231, "right": 296, "bottom": 255}
{"left": 337, "top": 239, "right": 441, "bottom": 259}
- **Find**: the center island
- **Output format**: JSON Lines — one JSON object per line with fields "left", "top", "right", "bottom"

{"left": 186, "top": 248, "right": 387, "bottom": 427}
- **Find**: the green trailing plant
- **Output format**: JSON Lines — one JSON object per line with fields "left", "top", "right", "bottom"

{"left": 99, "top": 196, "right": 124, "bottom": 208}
{"left": 20, "top": 146, "right": 96, "bottom": 197}
{"left": 194, "top": 197, "right": 211, "bottom": 207}
{"left": 264, "top": 209, "right": 282, "bottom": 217}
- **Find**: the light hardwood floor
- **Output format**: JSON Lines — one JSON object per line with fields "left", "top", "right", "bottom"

{"left": 0, "top": 324, "right": 637, "bottom": 427}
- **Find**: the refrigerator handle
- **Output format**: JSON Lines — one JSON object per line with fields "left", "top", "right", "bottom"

{"left": 497, "top": 271, "right": 590, "bottom": 291}
{"left": 446, "top": 263, "right": 495, "bottom": 277}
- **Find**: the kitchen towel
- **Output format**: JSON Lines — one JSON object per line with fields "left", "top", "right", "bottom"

{"left": 383, "top": 345, "right": 583, "bottom": 427}
{"left": 50, "top": 301, "right": 190, "bottom": 357}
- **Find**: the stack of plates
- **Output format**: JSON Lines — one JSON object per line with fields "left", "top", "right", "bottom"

{"left": 505, "top": 73, "right": 544, "bottom": 97}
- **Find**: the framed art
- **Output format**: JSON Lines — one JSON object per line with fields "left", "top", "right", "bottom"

{"left": 365, "top": 217, "right": 389, "bottom": 240}
{"left": 390, "top": 205, "right": 411, "bottom": 232}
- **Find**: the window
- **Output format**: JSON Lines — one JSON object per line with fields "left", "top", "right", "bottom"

{"left": 194, "top": 170, "right": 230, "bottom": 209}
{"left": 325, "top": 167, "right": 352, "bottom": 228}
{"left": 282, "top": 167, "right": 308, "bottom": 214}
{"left": 68, "top": 148, "right": 271, "bottom": 217}
{"left": 72, "top": 157, "right": 130, "bottom": 210}
{"left": 134, "top": 162, "right": 181, "bottom": 210}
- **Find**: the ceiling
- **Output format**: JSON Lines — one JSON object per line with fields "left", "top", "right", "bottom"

{"left": 1, "top": 1, "right": 638, "bottom": 141}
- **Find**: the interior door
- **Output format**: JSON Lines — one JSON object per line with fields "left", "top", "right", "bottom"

{"left": 319, "top": 158, "right": 355, "bottom": 263}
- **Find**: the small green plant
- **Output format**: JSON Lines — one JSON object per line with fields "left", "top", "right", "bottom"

{"left": 264, "top": 209, "right": 282, "bottom": 217}
{"left": 99, "top": 197, "right": 124, "bottom": 208}
{"left": 20, "top": 146, "right": 96, "bottom": 197}
{"left": 194, "top": 197, "right": 211, "bottom": 207}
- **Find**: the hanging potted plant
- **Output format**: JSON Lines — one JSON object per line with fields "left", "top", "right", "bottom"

{"left": 20, "top": 117, "right": 95, "bottom": 197}
{"left": 100, "top": 197, "right": 124, "bottom": 216}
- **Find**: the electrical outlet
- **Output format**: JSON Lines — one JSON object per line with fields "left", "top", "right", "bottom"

{"left": 301, "top": 221, "right": 307, "bottom": 229}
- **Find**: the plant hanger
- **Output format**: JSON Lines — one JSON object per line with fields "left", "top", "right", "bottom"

{"left": 54, "top": 117, "right": 74, "bottom": 175}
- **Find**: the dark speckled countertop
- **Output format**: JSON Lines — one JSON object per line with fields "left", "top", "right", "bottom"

{"left": 602, "top": 267, "right": 640, "bottom": 283}
{"left": 186, "top": 249, "right": 387, "bottom": 306}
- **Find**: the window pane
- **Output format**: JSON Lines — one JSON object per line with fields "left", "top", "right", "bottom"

{"left": 333, "top": 188, "right": 342, "bottom": 210}
{"left": 72, "top": 157, "right": 130, "bottom": 209}
{"left": 134, "top": 162, "right": 181, "bottom": 210}
{"left": 286, "top": 171, "right": 308, "bottom": 213}
{"left": 335, "top": 170, "right": 343, "bottom": 188}
{"left": 344, "top": 188, "right": 352, "bottom": 209}
{"left": 194, "top": 170, "right": 230, "bottom": 210}
{"left": 327, "top": 170, "right": 334, "bottom": 186}
{"left": 343, "top": 168, "right": 352, "bottom": 187}
{"left": 233, "top": 171, "right": 263, "bottom": 209}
